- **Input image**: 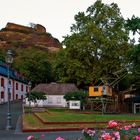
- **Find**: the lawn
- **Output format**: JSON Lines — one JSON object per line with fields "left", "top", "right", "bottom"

{"left": 36, "top": 108, "right": 140, "bottom": 122}
{"left": 23, "top": 108, "right": 140, "bottom": 130}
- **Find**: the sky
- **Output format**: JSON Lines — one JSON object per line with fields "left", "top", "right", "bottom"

{"left": 0, "top": 0, "right": 140, "bottom": 42}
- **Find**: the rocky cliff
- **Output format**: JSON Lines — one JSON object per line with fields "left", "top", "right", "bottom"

{"left": 0, "top": 22, "right": 61, "bottom": 52}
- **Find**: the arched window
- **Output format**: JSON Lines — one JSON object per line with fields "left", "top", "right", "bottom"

{"left": 1, "top": 78, "right": 4, "bottom": 87}
{"left": 1, "top": 91, "right": 4, "bottom": 98}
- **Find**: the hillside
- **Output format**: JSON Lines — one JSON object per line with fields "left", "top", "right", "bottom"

{"left": 0, "top": 22, "right": 62, "bottom": 52}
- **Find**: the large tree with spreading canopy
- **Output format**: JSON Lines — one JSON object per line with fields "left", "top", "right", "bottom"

{"left": 54, "top": 0, "right": 130, "bottom": 88}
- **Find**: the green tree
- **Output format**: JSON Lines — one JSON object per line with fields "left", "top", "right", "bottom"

{"left": 126, "top": 16, "right": 140, "bottom": 91}
{"left": 64, "top": 90, "right": 88, "bottom": 110}
{"left": 126, "top": 16, "right": 140, "bottom": 35}
{"left": 26, "top": 91, "right": 47, "bottom": 103}
{"left": 13, "top": 47, "right": 52, "bottom": 86}
{"left": 55, "top": 0, "right": 130, "bottom": 87}
{"left": 52, "top": 49, "right": 70, "bottom": 82}
{"left": 0, "top": 49, "right": 5, "bottom": 62}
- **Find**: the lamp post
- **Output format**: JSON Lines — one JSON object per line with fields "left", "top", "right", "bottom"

{"left": 28, "top": 81, "right": 32, "bottom": 113}
{"left": 5, "top": 49, "right": 13, "bottom": 130}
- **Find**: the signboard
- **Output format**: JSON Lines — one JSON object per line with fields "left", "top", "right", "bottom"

{"left": 69, "top": 100, "right": 80, "bottom": 109}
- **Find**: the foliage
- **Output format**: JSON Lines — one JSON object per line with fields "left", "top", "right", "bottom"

{"left": 126, "top": 15, "right": 140, "bottom": 35}
{"left": 0, "top": 49, "right": 5, "bottom": 62}
{"left": 52, "top": 50, "right": 69, "bottom": 82}
{"left": 64, "top": 90, "right": 88, "bottom": 109}
{"left": 81, "top": 120, "right": 140, "bottom": 140}
{"left": 13, "top": 47, "right": 52, "bottom": 86}
{"left": 29, "top": 22, "right": 36, "bottom": 28}
{"left": 54, "top": 0, "right": 130, "bottom": 87}
{"left": 26, "top": 91, "right": 47, "bottom": 103}
{"left": 26, "top": 120, "right": 140, "bottom": 140}
{"left": 126, "top": 15, "right": 140, "bottom": 91}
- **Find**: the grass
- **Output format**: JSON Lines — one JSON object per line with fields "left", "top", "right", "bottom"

{"left": 36, "top": 108, "right": 140, "bottom": 122}
{"left": 23, "top": 114, "right": 46, "bottom": 129}
{"left": 23, "top": 108, "right": 140, "bottom": 130}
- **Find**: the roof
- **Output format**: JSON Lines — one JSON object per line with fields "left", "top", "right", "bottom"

{"left": 32, "top": 83, "right": 78, "bottom": 95}
{"left": 0, "top": 61, "right": 28, "bottom": 84}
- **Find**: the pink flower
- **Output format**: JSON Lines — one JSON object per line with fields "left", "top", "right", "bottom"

{"left": 27, "top": 135, "right": 34, "bottom": 140}
{"left": 101, "top": 132, "right": 114, "bottom": 140}
{"left": 56, "top": 136, "right": 65, "bottom": 140}
{"left": 135, "top": 136, "right": 140, "bottom": 140}
{"left": 123, "top": 125, "right": 131, "bottom": 130}
{"left": 138, "top": 128, "right": 140, "bottom": 133}
{"left": 87, "top": 129, "right": 96, "bottom": 136}
{"left": 41, "top": 133, "right": 45, "bottom": 138}
{"left": 108, "top": 120, "right": 118, "bottom": 128}
{"left": 112, "top": 131, "right": 120, "bottom": 140}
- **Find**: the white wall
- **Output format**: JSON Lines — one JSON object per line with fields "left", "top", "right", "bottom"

{"left": 25, "top": 95, "right": 67, "bottom": 107}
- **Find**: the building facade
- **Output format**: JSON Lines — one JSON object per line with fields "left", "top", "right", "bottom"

{"left": 0, "top": 61, "right": 29, "bottom": 103}
{"left": 26, "top": 83, "right": 78, "bottom": 107}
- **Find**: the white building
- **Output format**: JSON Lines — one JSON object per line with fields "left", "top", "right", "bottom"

{"left": 0, "top": 61, "right": 29, "bottom": 103}
{"left": 26, "top": 83, "right": 78, "bottom": 107}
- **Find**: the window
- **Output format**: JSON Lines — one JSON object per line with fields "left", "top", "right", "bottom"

{"left": 9, "top": 93, "right": 11, "bottom": 100}
{"left": 21, "top": 95, "right": 23, "bottom": 100}
{"left": 48, "top": 97, "right": 52, "bottom": 103}
{"left": 16, "top": 94, "right": 18, "bottom": 100}
{"left": 26, "top": 86, "right": 28, "bottom": 92}
{"left": 94, "top": 87, "right": 98, "bottom": 92}
{"left": 57, "top": 97, "right": 61, "bottom": 104}
{"left": 1, "top": 78, "right": 4, "bottom": 87}
{"left": 21, "top": 84, "right": 23, "bottom": 91}
{"left": 72, "top": 103, "right": 79, "bottom": 106}
{"left": 9, "top": 80, "right": 11, "bottom": 85}
{"left": 1, "top": 91, "right": 4, "bottom": 98}
{"left": 16, "top": 83, "right": 18, "bottom": 90}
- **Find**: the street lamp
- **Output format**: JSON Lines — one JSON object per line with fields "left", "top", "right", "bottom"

{"left": 28, "top": 81, "right": 32, "bottom": 113}
{"left": 5, "top": 49, "right": 13, "bottom": 130}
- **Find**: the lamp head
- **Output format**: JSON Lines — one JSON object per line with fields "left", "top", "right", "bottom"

{"left": 5, "top": 49, "right": 13, "bottom": 64}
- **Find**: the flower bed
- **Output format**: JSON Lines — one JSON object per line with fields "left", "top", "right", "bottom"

{"left": 26, "top": 120, "right": 140, "bottom": 140}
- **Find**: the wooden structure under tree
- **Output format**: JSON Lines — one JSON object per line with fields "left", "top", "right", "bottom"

{"left": 89, "top": 84, "right": 118, "bottom": 114}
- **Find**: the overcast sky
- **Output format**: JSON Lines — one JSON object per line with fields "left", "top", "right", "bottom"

{"left": 0, "top": 0, "right": 139, "bottom": 42}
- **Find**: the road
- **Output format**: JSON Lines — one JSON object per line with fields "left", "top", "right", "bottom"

{"left": 0, "top": 130, "right": 84, "bottom": 140}
{"left": 0, "top": 101, "right": 84, "bottom": 140}
{"left": 0, "top": 100, "right": 23, "bottom": 130}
